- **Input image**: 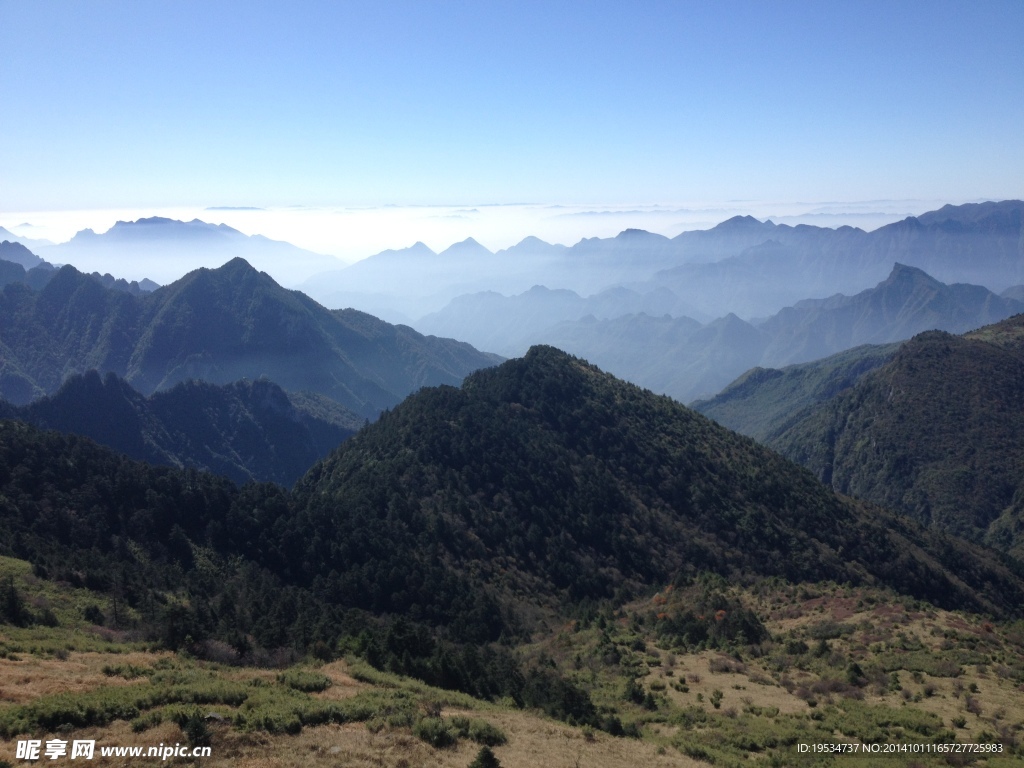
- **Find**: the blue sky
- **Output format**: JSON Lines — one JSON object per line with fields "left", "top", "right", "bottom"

{"left": 1, "top": 1, "right": 1022, "bottom": 220}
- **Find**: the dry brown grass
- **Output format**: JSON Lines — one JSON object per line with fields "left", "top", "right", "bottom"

{"left": 0, "top": 664, "right": 701, "bottom": 768}
{"left": 0, "top": 650, "right": 171, "bottom": 704}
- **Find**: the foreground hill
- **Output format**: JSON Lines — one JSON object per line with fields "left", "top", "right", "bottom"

{"left": 291, "top": 346, "right": 1024, "bottom": 619}
{"left": 763, "top": 315, "right": 1024, "bottom": 557}
{"left": 3, "top": 371, "right": 359, "bottom": 486}
{"left": 0, "top": 258, "right": 502, "bottom": 415}
{"left": 4, "top": 346, "right": 1024, "bottom": 760}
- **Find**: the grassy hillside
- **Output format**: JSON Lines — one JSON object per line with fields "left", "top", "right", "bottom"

{"left": 4, "top": 345, "right": 1024, "bottom": 762}
{"left": 2, "top": 556, "right": 1023, "bottom": 766}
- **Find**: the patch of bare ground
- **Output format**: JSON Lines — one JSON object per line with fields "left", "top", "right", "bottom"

{"left": 306, "top": 660, "right": 369, "bottom": 702}
{"left": 645, "top": 651, "right": 809, "bottom": 715}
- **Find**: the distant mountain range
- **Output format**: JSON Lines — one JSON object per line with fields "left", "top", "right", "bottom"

{"left": 0, "top": 257, "right": 502, "bottom": 415}
{"left": 1, "top": 371, "right": 359, "bottom": 487}
{"left": 417, "top": 284, "right": 699, "bottom": 356}
{"left": 26, "top": 217, "right": 344, "bottom": 286}
{"left": 425, "top": 264, "right": 1024, "bottom": 402}
{"left": 299, "top": 200, "right": 1024, "bottom": 322}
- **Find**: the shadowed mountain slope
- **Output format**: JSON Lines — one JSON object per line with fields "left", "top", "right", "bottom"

{"left": 0, "top": 258, "right": 502, "bottom": 415}
{"left": 8, "top": 370, "right": 359, "bottom": 486}
{"left": 289, "top": 346, "right": 1024, "bottom": 619}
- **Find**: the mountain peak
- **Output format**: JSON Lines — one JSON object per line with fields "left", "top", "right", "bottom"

{"left": 711, "top": 215, "right": 775, "bottom": 233}
{"left": 439, "top": 237, "right": 493, "bottom": 258}
{"left": 884, "top": 262, "right": 941, "bottom": 286}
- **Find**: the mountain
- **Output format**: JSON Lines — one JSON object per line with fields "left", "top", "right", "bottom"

{"left": 0, "top": 240, "right": 46, "bottom": 269}
{"left": 760, "top": 315, "right": 1024, "bottom": 557}
{"left": 0, "top": 227, "right": 55, "bottom": 251}
{"left": 1, "top": 250, "right": 156, "bottom": 295}
{"left": 38, "top": 217, "right": 344, "bottom": 286}
{"left": 289, "top": 346, "right": 1024, "bottom": 620}
{"left": 691, "top": 342, "right": 902, "bottom": 441}
{"left": 416, "top": 284, "right": 700, "bottom": 357}
{"left": 756, "top": 263, "right": 1024, "bottom": 367}
{"left": 295, "top": 201, "right": 1024, "bottom": 328}
{"left": 535, "top": 312, "right": 756, "bottom": 402}
{"left": 8, "top": 370, "right": 359, "bottom": 486}
{"left": 0, "top": 258, "right": 502, "bottom": 415}
{"left": 4, "top": 345, "right": 1024, "bottom": 730}
{"left": 640, "top": 200, "right": 1024, "bottom": 318}
{"left": 473, "top": 265, "right": 1023, "bottom": 403}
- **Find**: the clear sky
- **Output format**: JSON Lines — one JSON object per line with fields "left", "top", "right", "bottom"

{"left": 1, "top": 0, "right": 1022, "bottom": 253}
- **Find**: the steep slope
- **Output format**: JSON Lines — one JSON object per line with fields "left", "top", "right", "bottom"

{"left": 290, "top": 346, "right": 1024, "bottom": 619}
{"left": 768, "top": 316, "right": 1024, "bottom": 555}
{"left": 691, "top": 342, "right": 900, "bottom": 441}
{"left": 0, "top": 258, "right": 502, "bottom": 415}
{"left": 12, "top": 370, "right": 359, "bottom": 486}
{"left": 0, "top": 240, "right": 46, "bottom": 270}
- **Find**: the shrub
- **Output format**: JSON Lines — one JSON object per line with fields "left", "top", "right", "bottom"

{"left": 276, "top": 669, "right": 332, "bottom": 693}
{"left": 468, "top": 746, "right": 501, "bottom": 768}
{"left": 414, "top": 717, "right": 457, "bottom": 748}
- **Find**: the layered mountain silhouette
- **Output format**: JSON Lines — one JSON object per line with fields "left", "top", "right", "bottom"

{"left": 0, "top": 258, "right": 502, "bottom": 415}
{"left": 736, "top": 316, "right": 1024, "bottom": 557}
{"left": 4, "top": 370, "right": 359, "bottom": 486}
{"left": 641, "top": 200, "right": 1024, "bottom": 318}
{"left": 36, "top": 217, "right": 344, "bottom": 286}
{"left": 436, "top": 264, "right": 1023, "bottom": 402}
{"left": 417, "top": 284, "right": 699, "bottom": 356}
{"left": 299, "top": 200, "right": 1024, "bottom": 323}
{"left": 1, "top": 244, "right": 158, "bottom": 294}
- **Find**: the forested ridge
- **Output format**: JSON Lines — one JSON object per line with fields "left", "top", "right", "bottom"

{"left": 767, "top": 314, "right": 1024, "bottom": 557}
{"left": 3, "top": 345, "right": 1024, "bottom": 727}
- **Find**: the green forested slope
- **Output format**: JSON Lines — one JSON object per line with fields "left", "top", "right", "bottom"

{"left": 291, "top": 346, "right": 1024, "bottom": 618}
{"left": 769, "top": 315, "right": 1024, "bottom": 556}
